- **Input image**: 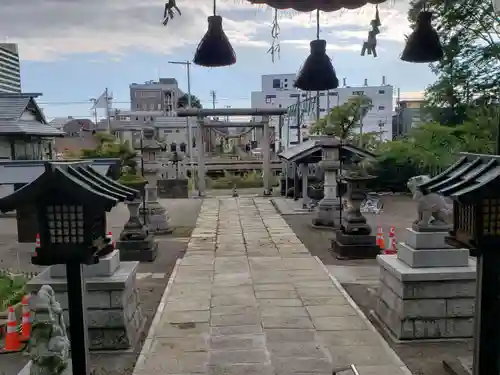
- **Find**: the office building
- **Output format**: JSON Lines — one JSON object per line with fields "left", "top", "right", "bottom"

{"left": 0, "top": 43, "right": 21, "bottom": 93}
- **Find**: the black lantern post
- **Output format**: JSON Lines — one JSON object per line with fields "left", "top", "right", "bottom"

{"left": 0, "top": 161, "right": 138, "bottom": 375}
{"left": 418, "top": 153, "right": 500, "bottom": 375}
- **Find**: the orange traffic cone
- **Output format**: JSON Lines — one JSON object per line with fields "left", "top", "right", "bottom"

{"left": 20, "top": 295, "right": 31, "bottom": 341}
{"left": 106, "top": 232, "right": 115, "bottom": 248}
{"left": 376, "top": 227, "right": 385, "bottom": 250}
{"left": 385, "top": 226, "right": 397, "bottom": 255}
{"left": 4, "top": 306, "right": 20, "bottom": 351}
{"left": 34, "top": 233, "right": 40, "bottom": 256}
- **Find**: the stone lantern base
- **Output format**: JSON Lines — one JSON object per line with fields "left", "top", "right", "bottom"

{"left": 145, "top": 200, "right": 172, "bottom": 235}
{"left": 117, "top": 200, "right": 158, "bottom": 262}
{"left": 331, "top": 230, "right": 380, "bottom": 259}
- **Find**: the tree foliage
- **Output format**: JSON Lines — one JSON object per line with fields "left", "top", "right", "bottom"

{"left": 309, "top": 95, "right": 373, "bottom": 139}
{"left": 408, "top": 0, "right": 500, "bottom": 124}
{"left": 177, "top": 93, "right": 203, "bottom": 109}
{"left": 80, "top": 132, "right": 140, "bottom": 177}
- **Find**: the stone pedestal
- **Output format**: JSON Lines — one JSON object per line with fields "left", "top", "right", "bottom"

{"left": 19, "top": 361, "right": 72, "bottom": 375}
{"left": 313, "top": 149, "right": 341, "bottom": 228}
{"left": 331, "top": 175, "right": 379, "bottom": 259}
{"left": 26, "top": 260, "right": 144, "bottom": 350}
{"left": 375, "top": 228, "right": 476, "bottom": 340}
{"left": 117, "top": 200, "right": 158, "bottom": 262}
{"left": 143, "top": 181, "right": 172, "bottom": 235}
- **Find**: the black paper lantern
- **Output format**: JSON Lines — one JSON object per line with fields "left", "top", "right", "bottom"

{"left": 294, "top": 39, "right": 339, "bottom": 91}
{"left": 193, "top": 15, "right": 236, "bottom": 67}
{"left": 401, "top": 11, "right": 443, "bottom": 63}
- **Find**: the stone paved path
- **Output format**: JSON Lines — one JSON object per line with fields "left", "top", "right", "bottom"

{"left": 134, "top": 198, "right": 410, "bottom": 375}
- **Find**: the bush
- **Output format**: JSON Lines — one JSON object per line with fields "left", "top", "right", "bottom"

{"left": 189, "top": 171, "right": 279, "bottom": 190}
{"left": 0, "top": 274, "right": 27, "bottom": 311}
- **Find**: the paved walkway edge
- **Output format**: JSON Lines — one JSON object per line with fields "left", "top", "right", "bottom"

{"left": 314, "top": 256, "right": 413, "bottom": 375}
{"left": 133, "top": 257, "right": 182, "bottom": 373}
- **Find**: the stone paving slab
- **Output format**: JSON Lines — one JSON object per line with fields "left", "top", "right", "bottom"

{"left": 134, "top": 198, "right": 411, "bottom": 375}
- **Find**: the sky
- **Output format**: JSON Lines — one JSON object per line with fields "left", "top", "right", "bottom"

{"left": 2, "top": 0, "right": 436, "bottom": 120}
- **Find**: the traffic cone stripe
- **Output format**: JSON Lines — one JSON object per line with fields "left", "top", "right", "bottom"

{"left": 21, "top": 295, "right": 31, "bottom": 340}
{"left": 384, "top": 226, "right": 397, "bottom": 255}
{"left": 4, "top": 306, "right": 21, "bottom": 351}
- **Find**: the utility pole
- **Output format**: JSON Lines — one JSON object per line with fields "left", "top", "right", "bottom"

{"left": 210, "top": 90, "right": 216, "bottom": 109}
{"left": 89, "top": 98, "right": 98, "bottom": 128}
{"left": 296, "top": 95, "right": 301, "bottom": 144}
{"left": 105, "top": 88, "right": 112, "bottom": 133}
{"left": 168, "top": 60, "right": 195, "bottom": 197}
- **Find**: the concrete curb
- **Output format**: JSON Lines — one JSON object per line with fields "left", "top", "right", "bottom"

{"left": 132, "top": 257, "right": 181, "bottom": 374}
{"left": 313, "top": 256, "right": 413, "bottom": 375}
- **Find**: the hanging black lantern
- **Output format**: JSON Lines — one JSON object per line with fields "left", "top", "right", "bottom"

{"left": 294, "top": 39, "right": 339, "bottom": 91}
{"left": 401, "top": 11, "right": 443, "bottom": 63}
{"left": 193, "top": 14, "right": 236, "bottom": 67}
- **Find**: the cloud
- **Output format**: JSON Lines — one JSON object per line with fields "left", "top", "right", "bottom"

{"left": 0, "top": 0, "right": 267, "bottom": 61}
{"left": 281, "top": 39, "right": 361, "bottom": 52}
{"left": 0, "top": 0, "right": 411, "bottom": 61}
{"left": 276, "top": 2, "right": 411, "bottom": 43}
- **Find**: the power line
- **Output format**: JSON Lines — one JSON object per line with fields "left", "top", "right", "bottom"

{"left": 37, "top": 97, "right": 252, "bottom": 106}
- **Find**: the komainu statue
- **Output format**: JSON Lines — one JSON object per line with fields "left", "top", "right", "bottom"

{"left": 407, "top": 175, "right": 453, "bottom": 231}
{"left": 27, "top": 285, "right": 70, "bottom": 375}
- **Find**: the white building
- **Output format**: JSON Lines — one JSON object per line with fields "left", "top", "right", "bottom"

{"left": 251, "top": 74, "right": 394, "bottom": 151}
{"left": 0, "top": 44, "right": 21, "bottom": 94}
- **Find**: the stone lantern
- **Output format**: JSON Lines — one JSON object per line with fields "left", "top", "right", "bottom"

{"left": 313, "top": 127, "right": 341, "bottom": 228}
{"left": 331, "top": 154, "right": 380, "bottom": 259}
{"left": 140, "top": 127, "right": 172, "bottom": 235}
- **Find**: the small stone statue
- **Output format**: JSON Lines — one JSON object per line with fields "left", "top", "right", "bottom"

{"left": 27, "top": 285, "right": 70, "bottom": 375}
{"left": 407, "top": 175, "right": 453, "bottom": 231}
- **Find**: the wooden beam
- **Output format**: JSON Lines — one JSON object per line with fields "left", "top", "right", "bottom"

{"left": 177, "top": 108, "right": 287, "bottom": 117}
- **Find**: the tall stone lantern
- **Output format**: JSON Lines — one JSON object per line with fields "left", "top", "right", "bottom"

{"left": 313, "top": 128, "right": 342, "bottom": 228}
{"left": 140, "top": 128, "right": 172, "bottom": 235}
{"left": 331, "top": 155, "right": 380, "bottom": 259}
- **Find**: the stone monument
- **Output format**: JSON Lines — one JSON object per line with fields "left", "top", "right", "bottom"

{"left": 116, "top": 198, "right": 158, "bottom": 262}
{"left": 312, "top": 129, "right": 342, "bottom": 228}
{"left": 331, "top": 155, "right": 380, "bottom": 259}
{"left": 140, "top": 128, "right": 172, "bottom": 235}
{"left": 27, "top": 255, "right": 144, "bottom": 350}
{"left": 375, "top": 175, "right": 476, "bottom": 340}
{"left": 19, "top": 285, "right": 71, "bottom": 375}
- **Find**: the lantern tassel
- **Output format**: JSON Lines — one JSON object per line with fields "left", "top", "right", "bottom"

{"left": 294, "top": 10, "right": 339, "bottom": 91}
{"left": 401, "top": 11, "right": 443, "bottom": 63}
{"left": 193, "top": 0, "right": 236, "bottom": 67}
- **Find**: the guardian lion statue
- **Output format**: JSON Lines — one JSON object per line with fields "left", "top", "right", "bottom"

{"left": 407, "top": 175, "right": 453, "bottom": 231}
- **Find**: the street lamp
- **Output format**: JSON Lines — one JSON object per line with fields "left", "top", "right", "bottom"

{"left": 168, "top": 60, "right": 196, "bottom": 197}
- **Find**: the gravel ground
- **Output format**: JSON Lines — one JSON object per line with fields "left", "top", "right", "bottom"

{"left": 0, "top": 199, "right": 202, "bottom": 375}
{"left": 284, "top": 195, "right": 473, "bottom": 375}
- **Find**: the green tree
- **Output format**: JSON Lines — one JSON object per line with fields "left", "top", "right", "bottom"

{"left": 309, "top": 95, "right": 373, "bottom": 139}
{"left": 408, "top": 0, "right": 500, "bottom": 124}
{"left": 177, "top": 93, "right": 203, "bottom": 109}
{"left": 80, "top": 132, "right": 139, "bottom": 177}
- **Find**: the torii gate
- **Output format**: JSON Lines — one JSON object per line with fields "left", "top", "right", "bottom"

{"left": 177, "top": 108, "right": 287, "bottom": 196}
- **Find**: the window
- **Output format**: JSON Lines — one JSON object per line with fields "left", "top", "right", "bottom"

{"left": 157, "top": 103, "right": 162, "bottom": 110}
{"left": 320, "top": 108, "right": 326, "bottom": 112}
{"left": 352, "top": 90, "right": 364, "bottom": 95}
{"left": 378, "top": 105, "right": 385, "bottom": 110}
{"left": 328, "top": 92, "right": 338, "bottom": 96}
{"left": 272, "top": 79, "right": 281, "bottom": 89}
{"left": 378, "top": 89, "right": 385, "bottom": 94}
{"left": 136, "top": 103, "right": 140, "bottom": 109}
{"left": 176, "top": 129, "right": 180, "bottom": 133}
{"left": 265, "top": 94, "right": 276, "bottom": 104}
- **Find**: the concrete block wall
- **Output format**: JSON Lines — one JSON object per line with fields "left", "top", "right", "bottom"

{"left": 376, "top": 266, "right": 476, "bottom": 340}
{"left": 27, "top": 262, "right": 143, "bottom": 350}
